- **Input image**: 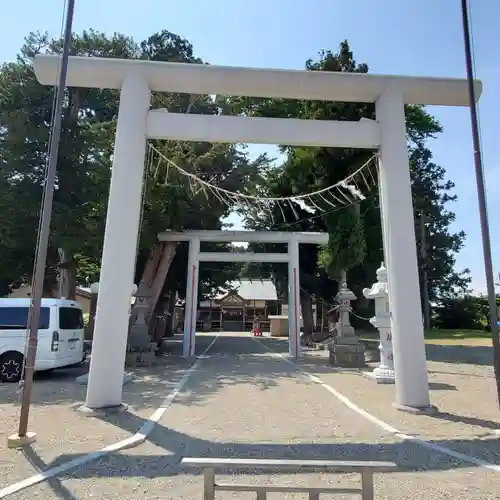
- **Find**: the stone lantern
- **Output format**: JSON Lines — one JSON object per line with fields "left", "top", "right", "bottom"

{"left": 362, "top": 262, "right": 395, "bottom": 384}
{"left": 328, "top": 271, "right": 365, "bottom": 367}
{"left": 126, "top": 282, "right": 156, "bottom": 365}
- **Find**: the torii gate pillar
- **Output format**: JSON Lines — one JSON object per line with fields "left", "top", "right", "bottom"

{"left": 376, "top": 86, "right": 431, "bottom": 410}
{"left": 85, "top": 74, "right": 150, "bottom": 409}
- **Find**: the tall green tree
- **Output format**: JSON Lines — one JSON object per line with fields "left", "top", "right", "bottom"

{"left": 411, "top": 145, "right": 471, "bottom": 301}
{"left": 134, "top": 30, "right": 267, "bottom": 302}
{"left": 0, "top": 28, "right": 264, "bottom": 304}
{"left": 0, "top": 30, "right": 140, "bottom": 296}
{"left": 240, "top": 41, "right": 470, "bottom": 338}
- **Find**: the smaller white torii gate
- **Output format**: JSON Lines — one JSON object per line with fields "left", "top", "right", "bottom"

{"left": 157, "top": 230, "right": 329, "bottom": 358}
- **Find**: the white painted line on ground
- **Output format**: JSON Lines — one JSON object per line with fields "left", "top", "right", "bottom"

{"left": 257, "top": 339, "right": 500, "bottom": 473}
{"left": 0, "top": 334, "right": 219, "bottom": 499}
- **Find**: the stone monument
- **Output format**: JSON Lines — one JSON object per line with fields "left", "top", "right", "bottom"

{"left": 363, "top": 262, "right": 395, "bottom": 383}
{"left": 328, "top": 272, "right": 365, "bottom": 367}
{"left": 126, "top": 283, "right": 156, "bottom": 366}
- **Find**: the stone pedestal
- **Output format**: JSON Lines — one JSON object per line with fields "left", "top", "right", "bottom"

{"left": 127, "top": 283, "right": 155, "bottom": 366}
{"left": 328, "top": 274, "right": 365, "bottom": 368}
{"left": 329, "top": 343, "right": 365, "bottom": 367}
{"left": 268, "top": 315, "right": 289, "bottom": 337}
{"left": 7, "top": 432, "right": 37, "bottom": 448}
{"left": 362, "top": 262, "right": 395, "bottom": 384}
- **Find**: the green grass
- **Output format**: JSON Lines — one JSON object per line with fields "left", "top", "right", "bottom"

{"left": 423, "top": 328, "right": 490, "bottom": 340}
{"left": 360, "top": 328, "right": 491, "bottom": 344}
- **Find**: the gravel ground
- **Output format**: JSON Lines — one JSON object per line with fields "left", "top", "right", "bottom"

{"left": 0, "top": 343, "right": 191, "bottom": 489}
{"left": 296, "top": 344, "right": 500, "bottom": 447}
{"left": 1, "top": 332, "right": 499, "bottom": 499}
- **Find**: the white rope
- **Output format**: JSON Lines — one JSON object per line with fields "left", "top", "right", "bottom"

{"left": 147, "top": 143, "right": 379, "bottom": 225}
{"left": 149, "top": 143, "right": 378, "bottom": 205}
{"left": 133, "top": 144, "right": 152, "bottom": 269}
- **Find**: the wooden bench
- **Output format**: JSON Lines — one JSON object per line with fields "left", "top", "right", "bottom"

{"left": 181, "top": 457, "right": 396, "bottom": 499}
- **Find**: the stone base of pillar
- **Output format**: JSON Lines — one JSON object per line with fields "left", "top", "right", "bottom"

{"left": 125, "top": 343, "right": 157, "bottom": 367}
{"left": 328, "top": 324, "right": 366, "bottom": 368}
{"left": 7, "top": 432, "right": 37, "bottom": 449}
{"left": 393, "top": 403, "right": 439, "bottom": 416}
{"left": 363, "top": 367, "right": 395, "bottom": 384}
{"left": 128, "top": 328, "right": 151, "bottom": 348}
{"left": 363, "top": 348, "right": 380, "bottom": 363}
{"left": 329, "top": 343, "right": 365, "bottom": 368}
{"left": 75, "top": 402, "right": 129, "bottom": 417}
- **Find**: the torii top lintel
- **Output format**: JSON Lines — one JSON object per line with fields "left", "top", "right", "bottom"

{"left": 33, "top": 55, "right": 481, "bottom": 107}
{"left": 157, "top": 230, "right": 329, "bottom": 245}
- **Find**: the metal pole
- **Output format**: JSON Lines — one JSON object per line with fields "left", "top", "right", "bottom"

{"left": 460, "top": 0, "right": 500, "bottom": 408}
{"left": 17, "top": 0, "right": 75, "bottom": 438}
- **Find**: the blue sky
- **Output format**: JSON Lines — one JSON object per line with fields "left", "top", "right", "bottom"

{"left": 2, "top": 0, "right": 499, "bottom": 294}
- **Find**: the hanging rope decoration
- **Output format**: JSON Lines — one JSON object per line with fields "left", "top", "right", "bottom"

{"left": 146, "top": 143, "right": 379, "bottom": 223}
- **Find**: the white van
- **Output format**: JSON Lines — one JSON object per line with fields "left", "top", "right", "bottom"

{"left": 0, "top": 298, "right": 85, "bottom": 383}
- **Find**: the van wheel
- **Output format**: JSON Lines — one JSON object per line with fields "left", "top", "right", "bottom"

{"left": 0, "top": 352, "right": 24, "bottom": 383}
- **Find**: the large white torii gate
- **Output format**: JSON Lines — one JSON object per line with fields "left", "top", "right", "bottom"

{"left": 33, "top": 54, "right": 481, "bottom": 413}
{"left": 157, "top": 230, "right": 329, "bottom": 359}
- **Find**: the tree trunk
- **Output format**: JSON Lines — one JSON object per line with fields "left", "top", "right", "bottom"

{"left": 300, "top": 293, "right": 315, "bottom": 346}
{"left": 57, "top": 248, "right": 77, "bottom": 300}
{"left": 42, "top": 278, "right": 57, "bottom": 298}
{"left": 139, "top": 244, "right": 163, "bottom": 288}
{"left": 148, "top": 242, "right": 177, "bottom": 318}
{"left": 164, "top": 290, "right": 176, "bottom": 337}
{"left": 130, "top": 242, "right": 177, "bottom": 312}
{"left": 128, "top": 241, "right": 177, "bottom": 348}
{"left": 148, "top": 293, "right": 166, "bottom": 341}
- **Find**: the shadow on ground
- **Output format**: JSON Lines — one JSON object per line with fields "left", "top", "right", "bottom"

{"left": 6, "top": 333, "right": 500, "bottom": 489}
{"left": 0, "top": 338, "right": 192, "bottom": 410}
{"left": 37, "top": 409, "right": 500, "bottom": 480}
{"left": 1, "top": 334, "right": 497, "bottom": 428}
{"left": 21, "top": 447, "right": 78, "bottom": 500}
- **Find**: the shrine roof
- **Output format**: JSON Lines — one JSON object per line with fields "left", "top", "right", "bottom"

{"left": 211, "top": 279, "right": 277, "bottom": 302}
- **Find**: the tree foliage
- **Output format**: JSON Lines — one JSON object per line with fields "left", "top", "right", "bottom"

{"left": 0, "top": 31, "right": 470, "bottom": 327}
{"left": 240, "top": 41, "right": 470, "bottom": 327}
{"left": 411, "top": 145, "right": 471, "bottom": 300}
{"left": 318, "top": 207, "right": 366, "bottom": 280}
{"left": 433, "top": 295, "right": 499, "bottom": 330}
{"left": 0, "top": 29, "right": 266, "bottom": 300}
{"left": 0, "top": 30, "right": 139, "bottom": 293}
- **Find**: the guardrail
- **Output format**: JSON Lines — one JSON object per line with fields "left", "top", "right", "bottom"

{"left": 181, "top": 457, "right": 397, "bottom": 499}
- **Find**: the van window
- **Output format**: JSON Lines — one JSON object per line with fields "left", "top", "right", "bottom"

{"left": 59, "top": 307, "right": 84, "bottom": 330}
{"left": 0, "top": 307, "right": 50, "bottom": 330}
